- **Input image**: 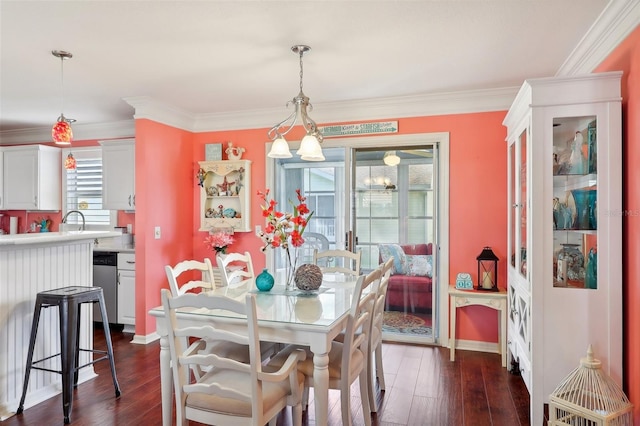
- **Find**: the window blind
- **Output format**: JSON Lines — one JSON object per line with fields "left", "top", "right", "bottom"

{"left": 64, "top": 149, "right": 112, "bottom": 226}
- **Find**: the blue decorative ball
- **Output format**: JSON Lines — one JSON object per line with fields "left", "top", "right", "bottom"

{"left": 256, "top": 268, "right": 275, "bottom": 291}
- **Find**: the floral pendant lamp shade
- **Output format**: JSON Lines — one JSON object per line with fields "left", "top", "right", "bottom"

{"left": 53, "top": 119, "right": 73, "bottom": 144}
{"left": 51, "top": 50, "right": 75, "bottom": 145}
{"left": 64, "top": 153, "right": 76, "bottom": 170}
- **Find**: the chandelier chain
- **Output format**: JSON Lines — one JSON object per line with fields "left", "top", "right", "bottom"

{"left": 59, "top": 55, "right": 65, "bottom": 115}
{"left": 299, "top": 49, "right": 304, "bottom": 93}
{"left": 266, "top": 44, "right": 325, "bottom": 161}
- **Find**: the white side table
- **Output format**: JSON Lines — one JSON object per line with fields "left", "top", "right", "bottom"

{"left": 449, "top": 286, "right": 507, "bottom": 367}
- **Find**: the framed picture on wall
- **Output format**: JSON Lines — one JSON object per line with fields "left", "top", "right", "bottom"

{"left": 205, "top": 143, "right": 223, "bottom": 161}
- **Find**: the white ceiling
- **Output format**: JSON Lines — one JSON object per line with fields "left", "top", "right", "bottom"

{"left": 0, "top": 1, "right": 638, "bottom": 144}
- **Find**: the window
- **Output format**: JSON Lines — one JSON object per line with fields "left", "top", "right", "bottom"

{"left": 62, "top": 148, "right": 116, "bottom": 229}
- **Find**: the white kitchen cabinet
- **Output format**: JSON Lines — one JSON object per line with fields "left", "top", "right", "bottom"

{"left": 503, "top": 72, "right": 622, "bottom": 426}
{"left": 100, "top": 139, "right": 135, "bottom": 211}
{"left": 117, "top": 252, "right": 136, "bottom": 332}
{"left": 198, "top": 160, "right": 251, "bottom": 232}
{"left": 2, "top": 144, "right": 61, "bottom": 210}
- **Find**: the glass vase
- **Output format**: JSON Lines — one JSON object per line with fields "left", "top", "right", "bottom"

{"left": 256, "top": 268, "right": 275, "bottom": 292}
{"left": 283, "top": 247, "right": 299, "bottom": 291}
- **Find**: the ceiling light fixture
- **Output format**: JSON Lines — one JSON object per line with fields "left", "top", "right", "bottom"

{"left": 267, "top": 45, "right": 324, "bottom": 161}
{"left": 51, "top": 50, "right": 76, "bottom": 145}
{"left": 383, "top": 151, "right": 401, "bottom": 166}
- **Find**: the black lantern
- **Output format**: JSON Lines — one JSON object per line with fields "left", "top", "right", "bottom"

{"left": 476, "top": 247, "right": 499, "bottom": 291}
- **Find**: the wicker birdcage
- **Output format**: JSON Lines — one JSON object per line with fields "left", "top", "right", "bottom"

{"left": 549, "top": 346, "right": 633, "bottom": 426}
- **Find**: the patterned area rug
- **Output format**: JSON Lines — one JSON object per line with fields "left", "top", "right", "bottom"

{"left": 382, "top": 311, "right": 432, "bottom": 336}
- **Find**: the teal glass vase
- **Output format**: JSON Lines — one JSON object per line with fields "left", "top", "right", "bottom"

{"left": 256, "top": 268, "right": 274, "bottom": 292}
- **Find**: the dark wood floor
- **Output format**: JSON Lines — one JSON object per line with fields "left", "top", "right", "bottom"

{"left": 4, "top": 327, "right": 531, "bottom": 426}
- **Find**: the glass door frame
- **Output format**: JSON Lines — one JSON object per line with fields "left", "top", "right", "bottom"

{"left": 265, "top": 132, "right": 450, "bottom": 345}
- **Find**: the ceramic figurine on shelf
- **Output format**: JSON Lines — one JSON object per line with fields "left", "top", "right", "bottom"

{"left": 569, "top": 131, "right": 586, "bottom": 174}
{"left": 216, "top": 176, "right": 236, "bottom": 195}
{"left": 225, "top": 141, "right": 245, "bottom": 160}
{"left": 196, "top": 168, "right": 207, "bottom": 187}
{"left": 585, "top": 247, "right": 597, "bottom": 289}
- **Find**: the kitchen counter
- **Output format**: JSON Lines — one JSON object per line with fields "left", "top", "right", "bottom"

{"left": 0, "top": 230, "right": 120, "bottom": 420}
{"left": 0, "top": 230, "right": 121, "bottom": 247}
{"left": 93, "top": 244, "right": 135, "bottom": 253}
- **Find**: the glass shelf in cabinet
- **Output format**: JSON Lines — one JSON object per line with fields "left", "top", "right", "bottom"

{"left": 553, "top": 173, "right": 597, "bottom": 191}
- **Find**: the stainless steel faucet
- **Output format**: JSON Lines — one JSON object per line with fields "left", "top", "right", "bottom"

{"left": 61, "top": 210, "right": 86, "bottom": 230}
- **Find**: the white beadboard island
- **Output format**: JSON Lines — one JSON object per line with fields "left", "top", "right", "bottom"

{"left": 0, "top": 231, "right": 120, "bottom": 420}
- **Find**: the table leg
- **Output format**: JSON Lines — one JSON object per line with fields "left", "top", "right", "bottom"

{"left": 312, "top": 350, "right": 330, "bottom": 426}
{"left": 500, "top": 302, "right": 507, "bottom": 367}
{"left": 159, "top": 334, "right": 173, "bottom": 426}
{"left": 449, "top": 296, "right": 456, "bottom": 362}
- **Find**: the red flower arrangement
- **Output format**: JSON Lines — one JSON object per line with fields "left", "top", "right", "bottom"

{"left": 257, "top": 189, "right": 313, "bottom": 287}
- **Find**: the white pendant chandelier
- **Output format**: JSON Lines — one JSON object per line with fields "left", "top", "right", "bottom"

{"left": 51, "top": 50, "right": 76, "bottom": 145}
{"left": 267, "top": 45, "right": 324, "bottom": 161}
{"left": 383, "top": 151, "right": 401, "bottom": 166}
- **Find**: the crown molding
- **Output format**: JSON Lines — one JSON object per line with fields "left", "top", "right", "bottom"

{"left": 0, "top": 88, "right": 517, "bottom": 144}
{"left": 191, "top": 86, "right": 520, "bottom": 133}
{"left": 0, "top": 120, "right": 135, "bottom": 145}
{"left": 557, "top": 0, "right": 640, "bottom": 76}
{"left": 123, "top": 96, "right": 196, "bottom": 130}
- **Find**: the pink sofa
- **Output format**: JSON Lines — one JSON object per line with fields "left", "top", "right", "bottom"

{"left": 379, "top": 243, "right": 433, "bottom": 313}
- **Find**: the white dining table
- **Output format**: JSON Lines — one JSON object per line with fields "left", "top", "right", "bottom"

{"left": 149, "top": 274, "right": 359, "bottom": 426}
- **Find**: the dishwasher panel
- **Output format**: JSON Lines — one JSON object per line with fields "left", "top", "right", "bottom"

{"left": 93, "top": 251, "right": 118, "bottom": 323}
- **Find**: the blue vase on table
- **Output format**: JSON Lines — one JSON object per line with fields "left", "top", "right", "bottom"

{"left": 256, "top": 268, "right": 274, "bottom": 292}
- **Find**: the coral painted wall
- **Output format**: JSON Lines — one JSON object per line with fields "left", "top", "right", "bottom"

{"left": 182, "top": 111, "right": 508, "bottom": 344}
{"left": 133, "top": 119, "right": 196, "bottom": 336}
{"left": 594, "top": 24, "right": 640, "bottom": 420}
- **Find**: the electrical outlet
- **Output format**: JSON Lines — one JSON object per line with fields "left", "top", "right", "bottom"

{"left": 154, "top": 226, "right": 161, "bottom": 239}
{"left": 255, "top": 225, "right": 262, "bottom": 236}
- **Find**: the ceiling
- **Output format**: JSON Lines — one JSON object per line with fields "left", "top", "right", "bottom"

{"left": 0, "top": 1, "right": 636, "bottom": 144}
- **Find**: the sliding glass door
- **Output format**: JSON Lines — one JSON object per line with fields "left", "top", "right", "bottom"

{"left": 352, "top": 147, "right": 437, "bottom": 344}
{"left": 268, "top": 135, "right": 445, "bottom": 345}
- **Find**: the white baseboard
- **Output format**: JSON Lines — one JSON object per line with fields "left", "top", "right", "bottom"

{"left": 453, "top": 339, "right": 500, "bottom": 355}
{"left": 131, "top": 332, "right": 160, "bottom": 345}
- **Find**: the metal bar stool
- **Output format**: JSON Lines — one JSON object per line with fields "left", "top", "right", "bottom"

{"left": 17, "top": 286, "right": 121, "bottom": 424}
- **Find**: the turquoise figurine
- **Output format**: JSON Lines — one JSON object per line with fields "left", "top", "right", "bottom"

{"left": 256, "top": 268, "right": 274, "bottom": 292}
{"left": 585, "top": 248, "right": 597, "bottom": 289}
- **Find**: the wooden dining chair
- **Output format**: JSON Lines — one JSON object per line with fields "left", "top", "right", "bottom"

{"left": 161, "top": 289, "right": 306, "bottom": 426}
{"left": 270, "top": 271, "right": 377, "bottom": 426}
{"left": 313, "top": 248, "right": 362, "bottom": 277}
{"left": 217, "top": 251, "right": 255, "bottom": 289}
{"left": 214, "top": 252, "right": 279, "bottom": 357}
{"left": 165, "top": 258, "right": 217, "bottom": 296}
{"left": 368, "top": 258, "right": 394, "bottom": 412}
{"left": 165, "top": 258, "right": 257, "bottom": 369}
{"left": 299, "top": 232, "right": 330, "bottom": 265}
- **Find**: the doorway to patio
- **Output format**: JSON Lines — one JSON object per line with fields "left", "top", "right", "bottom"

{"left": 266, "top": 133, "right": 450, "bottom": 345}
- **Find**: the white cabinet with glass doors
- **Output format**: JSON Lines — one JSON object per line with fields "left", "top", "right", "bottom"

{"left": 504, "top": 72, "right": 622, "bottom": 426}
{"left": 100, "top": 139, "right": 135, "bottom": 211}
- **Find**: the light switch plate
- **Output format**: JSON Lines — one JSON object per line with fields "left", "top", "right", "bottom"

{"left": 154, "top": 226, "right": 161, "bottom": 239}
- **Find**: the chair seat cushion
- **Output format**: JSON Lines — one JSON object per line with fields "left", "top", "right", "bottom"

{"left": 270, "top": 342, "right": 364, "bottom": 380}
{"left": 204, "top": 340, "right": 276, "bottom": 363}
{"left": 186, "top": 364, "right": 304, "bottom": 417}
